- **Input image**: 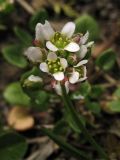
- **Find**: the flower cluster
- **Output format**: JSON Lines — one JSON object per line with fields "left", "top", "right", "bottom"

{"left": 24, "top": 20, "right": 94, "bottom": 95}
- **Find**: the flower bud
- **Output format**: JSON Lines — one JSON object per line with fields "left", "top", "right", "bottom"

{"left": 23, "top": 75, "right": 43, "bottom": 89}
{"left": 67, "top": 53, "right": 77, "bottom": 65}
{"left": 72, "top": 34, "right": 83, "bottom": 43}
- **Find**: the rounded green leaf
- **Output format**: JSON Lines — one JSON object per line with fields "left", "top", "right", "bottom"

{"left": 90, "top": 85, "right": 105, "bottom": 99}
{"left": 32, "top": 90, "right": 49, "bottom": 111}
{"left": 71, "top": 81, "right": 91, "bottom": 99}
{"left": 4, "top": 82, "right": 31, "bottom": 106}
{"left": 14, "top": 27, "right": 32, "bottom": 45}
{"left": 95, "top": 49, "right": 116, "bottom": 71}
{"left": 29, "top": 8, "right": 48, "bottom": 31}
{"left": 79, "top": 81, "right": 91, "bottom": 97}
{"left": 75, "top": 14, "right": 100, "bottom": 41}
{"left": 0, "top": 131, "right": 27, "bottom": 160}
{"left": 2, "top": 44, "right": 28, "bottom": 68}
{"left": 86, "top": 101, "right": 101, "bottom": 115}
{"left": 108, "top": 100, "right": 120, "bottom": 113}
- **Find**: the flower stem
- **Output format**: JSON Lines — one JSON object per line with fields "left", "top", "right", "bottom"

{"left": 61, "top": 84, "right": 108, "bottom": 159}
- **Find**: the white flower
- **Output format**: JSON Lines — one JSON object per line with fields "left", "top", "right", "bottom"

{"left": 39, "top": 52, "right": 68, "bottom": 81}
{"left": 36, "top": 20, "right": 79, "bottom": 52}
{"left": 78, "top": 31, "right": 94, "bottom": 59}
{"left": 28, "top": 75, "right": 43, "bottom": 82}
{"left": 69, "top": 60, "right": 88, "bottom": 84}
{"left": 35, "top": 20, "right": 55, "bottom": 42}
{"left": 53, "top": 81, "right": 69, "bottom": 96}
{"left": 24, "top": 47, "right": 43, "bottom": 63}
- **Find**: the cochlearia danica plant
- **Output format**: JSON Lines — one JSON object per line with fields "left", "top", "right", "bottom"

{"left": 23, "top": 20, "right": 109, "bottom": 159}
{"left": 24, "top": 21, "right": 93, "bottom": 95}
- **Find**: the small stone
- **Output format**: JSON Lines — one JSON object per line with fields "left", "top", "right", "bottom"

{"left": 7, "top": 106, "right": 34, "bottom": 131}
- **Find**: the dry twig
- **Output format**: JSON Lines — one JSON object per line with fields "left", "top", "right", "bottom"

{"left": 15, "top": 0, "right": 35, "bottom": 15}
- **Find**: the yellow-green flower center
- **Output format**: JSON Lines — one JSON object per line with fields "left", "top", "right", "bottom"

{"left": 51, "top": 32, "right": 70, "bottom": 49}
{"left": 76, "top": 66, "right": 84, "bottom": 78}
{"left": 47, "top": 59, "right": 63, "bottom": 73}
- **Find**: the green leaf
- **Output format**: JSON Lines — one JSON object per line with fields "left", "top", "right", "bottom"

{"left": 108, "top": 100, "right": 120, "bottom": 113}
{"left": 95, "top": 48, "right": 116, "bottom": 71}
{"left": 25, "top": 90, "right": 49, "bottom": 111}
{"left": 42, "top": 128, "right": 91, "bottom": 160}
{"left": 53, "top": 119, "right": 68, "bottom": 135}
{"left": 86, "top": 101, "right": 101, "bottom": 115}
{"left": 75, "top": 14, "right": 100, "bottom": 41}
{"left": 61, "top": 85, "right": 108, "bottom": 159}
{"left": 113, "top": 87, "right": 120, "bottom": 98}
{"left": 35, "top": 93, "right": 49, "bottom": 111}
{"left": 21, "top": 68, "right": 45, "bottom": 109}
{"left": 79, "top": 81, "right": 91, "bottom": 97}
{"left": 63, "top": 86, "right": 86, "bottom": 133}
{"left": 0, "top": 0, "right": 14, "bottom": 14}
{"left": 90, "top": 85, "right": 105, "bottom": 99}
{"left": 4, "top": 82, "right": 31, "bottom": 106}
{"left": 0, "top": 131, "right": 27, "bottom": 160}
{"left": 14, "top": 27, "right": 32, "bottom": 45}
{"left": 34, "top": 90, "right": 49, "bottom": 107}
{"left": 29, "top": 8, "right": 48, "bottom": 31}
{"left": 2, "top": 44, "right": 28, "bottom": 68}
{"left": 64, "top": 110, "right": 85, "bottom": 133}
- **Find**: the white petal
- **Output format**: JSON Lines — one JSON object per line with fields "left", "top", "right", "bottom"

{"left": 35, "top": 21, "right": 55, "bottom": 41}
{"left": 24, "top": 47, "right": 42, "bottom": 62}
{"left": 40, "top": 62, "right": 49, "bottom": 73}
{"left": 61, "top": 22, "right": 75, "bottom": 38}
{"left": 53, "top": 72, "right": 64, "bottom": 81}
{"left": 79, "top": 45, "right": 88, "bottom": 59}
{"left": 65, "top": 81, "right": 69, "bottom": 94}
{"left": 75, "top": 60, "right": 88, "bottom": 67}
{"left": 79, "top": 31, "right": 89, "bottom": 45}
{"left": 83, "top": 66, "right": 87, "bottom": 77}
{"left": 43, "top": 20, "right": 55, "bottom": 40}
{"left": 35, "top": 23, "right": 45, "bottom": 42}
{"left": 46, "top": 41, "right": 58, "bottom": 51}
{"left": 60, "top": 58, "right": 68, "bottom": 69}
{"left": 78, "top": 77, "right": 87, "bottom": 82}
{"left": 64, "top": 42, "right": 80, "bottom": 52}
{"left": 86, "top": 41, "right": 94, "bottom": 47}
{"left": 53, "top": 82, "right": 62, "bottom": 96}
{"left": 28, "top": 75, "right": 43, "bottom": 82}
{"left": 53, "top": 81, "right": 69, "bottom": 95}
{"left": 47, "top": 52, "right": 57, "bottom": 61}
{"left": 69, "top": 71, "right": 79, "bottom": 84}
